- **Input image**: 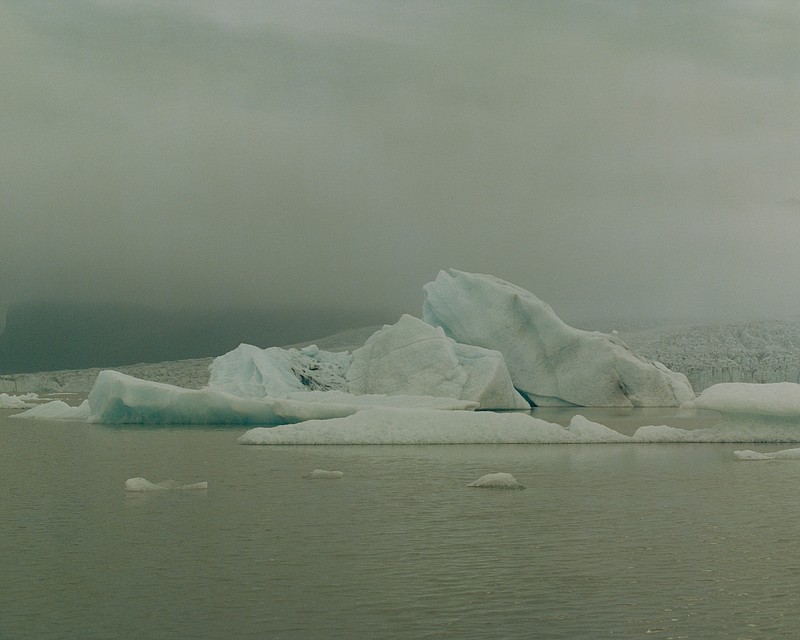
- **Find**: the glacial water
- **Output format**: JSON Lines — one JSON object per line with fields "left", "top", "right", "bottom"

{"left": 3, "top": 409, "right": 800, "bottom": 639}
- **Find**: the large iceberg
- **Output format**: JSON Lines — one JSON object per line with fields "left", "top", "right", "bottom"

{"left": 77, "top": 370, "right": 477, "bottom": 425}
{"left": 208, "top": 343, "right": 351, "bottom": 398}
{"left": 346, "top": 314, "right": 528, "bottom": 410}
{"left": 422, "top": 269, "right": 695, "bottom": 407}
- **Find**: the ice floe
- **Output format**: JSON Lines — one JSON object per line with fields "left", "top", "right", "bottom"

{"left": 685, "top": 382, "right": 800, "bottom": 418}
{"left": 0, "top": 392, "right": 39, "bottom": 409}
{"left": 11, "top": 399, "right": 91, "bottom": 420}
{"left": 733, "top": 448, "right": 800, "bottom": 460}
{"left": 125, "top": 477, "right": 208, "bottom": 491}
{"left": 305, "top": 469, "right": 344, "bottom": 479}
{"left": 467, "top": 472, "right": 524, "bottom": 489}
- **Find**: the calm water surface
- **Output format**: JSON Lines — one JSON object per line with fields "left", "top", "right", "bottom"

{"left": 2, "top": 409, "right": 800, "bottom": 639}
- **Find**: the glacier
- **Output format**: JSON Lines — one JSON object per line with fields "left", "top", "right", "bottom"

{"left": 423, "top": 269, "right": 695, "bottom": 407}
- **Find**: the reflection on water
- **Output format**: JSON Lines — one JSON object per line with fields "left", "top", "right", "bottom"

{"left": 2, "top": 410, "right": 799, "bottom": 639}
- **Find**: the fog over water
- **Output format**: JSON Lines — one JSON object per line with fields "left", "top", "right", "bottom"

{"left": 3, "top": 2, "right": 800, "bottom": 356}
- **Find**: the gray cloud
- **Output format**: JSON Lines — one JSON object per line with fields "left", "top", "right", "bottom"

{"left": 3, "top": 0, "right": 800, "bottom": 327}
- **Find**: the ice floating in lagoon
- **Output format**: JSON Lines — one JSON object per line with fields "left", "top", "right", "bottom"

{"left": 11, "top": 399, "right": 91, "bottom": 420}
{"left": 686, "top": 382, "right": 800, "bottom": 418}
{"left": 0, "top": 392, "right": 39, "bottom": 409}
{"left": 125, "top": 477, "right": 208, "bottom": 491}
{"left": 347, "top": 314, "right": 528, "bottom": 410}
{"left": 82, "top": 370, "right": 477, "bottom": 425}
{"left": 733, "top": 448, "right": 800, "bottom": 460}
{"left": 238, "top": 406, "right": 800, "bottom": 445}
{"left": 305, "top": 469, "right": 344, "bottom": 479}
{"left": 239, "top": 408, "right": 633, "bottom": 445}
{"left": 467, "top": 472, "right": 524, "bottom": 489}
{"left": 422, "top": 269, "right": 694, "bottom": 407}
{"left": 209, "top": 343, "right": 351, "bottom": 399}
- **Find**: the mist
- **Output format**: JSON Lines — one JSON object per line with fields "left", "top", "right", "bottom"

{"left": 3, "top": 1, "right": 800, "bottom": 342}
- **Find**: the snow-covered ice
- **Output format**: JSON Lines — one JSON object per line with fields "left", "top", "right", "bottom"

{"left": 467, "top": 472, "right": 524, "bottom": 489}
{"left": 125, "top": 477, "right": 208, "bottom": 491}
{"left": 423, "top": 269, "right": 695, "bottom": 407}
{"left": 347, "top": 314, "right": 528, "bottom": 410}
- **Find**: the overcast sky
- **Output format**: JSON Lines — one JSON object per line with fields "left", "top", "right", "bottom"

{"left": 3, "top": 0, "right": 799, "bottom": 327}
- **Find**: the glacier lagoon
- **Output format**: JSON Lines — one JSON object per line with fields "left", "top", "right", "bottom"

{"left": 5, "top": 408, "right": 800, "bottom": 639}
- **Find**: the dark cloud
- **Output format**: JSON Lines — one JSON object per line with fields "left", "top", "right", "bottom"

{"left": 3, "top": 0, "right": 800, "bottom": 331}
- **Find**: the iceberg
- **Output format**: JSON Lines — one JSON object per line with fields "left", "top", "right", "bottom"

{"left": 88, "top": 370, "right": 292, "bottom": 425}
{"left": 422, "top": 269, "right": 695, "bottom": 407}
{"left": 685, "top": 382, "right": 800, "bottom": 418}
{"left": 0, "top": 392, "right": 39, "bottom": 409}
{"left": 346, "top": 314, "right": 529, "bottom": 410}
{"left": 733, "top": 448, "right": 800, "bottom": 460}
{"left": 238, "top": 408, "right": 634, "bottom": 445}
{"left": 467, "top": 472, "right": 524, "bottom": 489}
{"left": 305, "top": 469, "right": 344, "bottom": 479}
{"left": 208, "top": 343, "right": 351, "bottom": 398}
{"left": 77, "top": 370, "right": 477, "bottom": 425}
{"left": 125, "top": 477, "right": 208, "bottom": 491}
{"left": 10, "top": 399, "right": 91, "bottom": 420}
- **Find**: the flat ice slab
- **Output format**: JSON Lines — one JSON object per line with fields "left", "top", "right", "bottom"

{"left": 685, "top": 382, "right": 800, "bottom": 417}
{"left": 125, "top": 477, "right": 208, "bottom": 491}
{"left": 304, "top": 469, "right": 344, "bottom": 479}
{"left": 733, "top": 448, "right": 800, "bottom": 460}
{"left": 238, "top": 408, "right": 634, "bottom": 445}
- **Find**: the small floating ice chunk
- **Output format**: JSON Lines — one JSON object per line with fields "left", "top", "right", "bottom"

{"left": 467, "top": 472, "right": 524, "bottom": 489}
{"left": 11, "top": 399, "right": 91, "bottom": 420}
{"left": 125, "top": 477, "right": 208, "bottom": 491}
{"left": 305, "top": 469, "right": 344, "bottom": 479}
{"left": 0, "top": 392, "right": 39, "bottom": 409}
{"left": 733, "top": 448, "right": 800, "bottom": 460}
